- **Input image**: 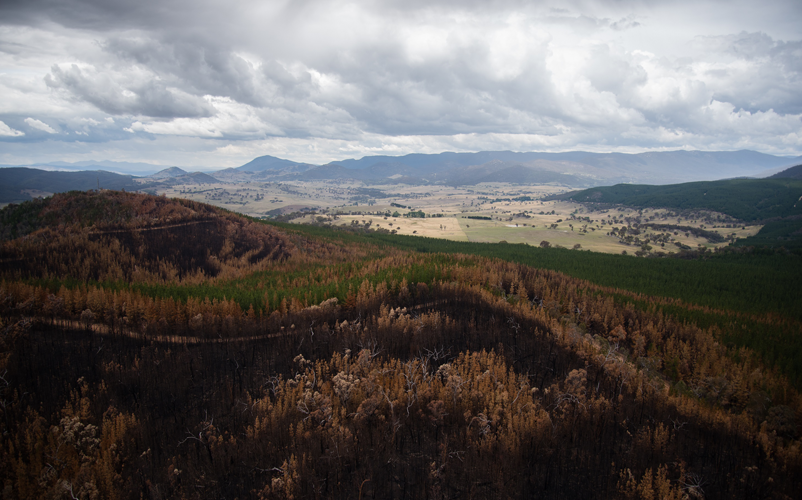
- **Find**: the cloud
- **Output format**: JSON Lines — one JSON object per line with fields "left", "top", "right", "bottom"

{"left": 0, "top": 0, "right": 800, "bottom": 165}
{"left": 101, "top": 36, "right": 273, "bottom": 109}
{"left": 24, "top": 117, "right": 57, "bottom": 133}
{"left": 693, "top": 34, "right": 802, "bottom": 115}
{"left": 0, "top": 120, "right": 24, "bottom": 136}
{"left": 45, "top": 63, "right": 216, "bottom": 118}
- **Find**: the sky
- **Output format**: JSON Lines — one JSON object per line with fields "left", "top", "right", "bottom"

{"left": 0, "top": 0, "right": 800, "bottom": 171}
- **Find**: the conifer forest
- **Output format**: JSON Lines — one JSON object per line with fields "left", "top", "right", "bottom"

{"left": 0, "top": 190, "right": 800, "bottom": 499}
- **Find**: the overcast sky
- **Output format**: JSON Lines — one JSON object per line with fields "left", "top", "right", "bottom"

{"left": 0, "top": 0, "right": 800, "bottom": 169}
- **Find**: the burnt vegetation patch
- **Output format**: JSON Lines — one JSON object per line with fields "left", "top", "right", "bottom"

{"left": 0, "top": 191, "right": 294, "bottom": 282}
{"left": 0, "top": 190, "right": 800, "bottom": 499}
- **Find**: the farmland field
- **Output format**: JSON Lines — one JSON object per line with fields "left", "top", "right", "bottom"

{"left": 156, "top": 180, "right": 762, "bottom": 255}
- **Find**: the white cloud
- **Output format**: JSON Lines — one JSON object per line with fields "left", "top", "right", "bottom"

{"left": 0, "top": 120, "right": 24, "bottom": 136}
{"left": 125, "top": 96, "right": 283, "bottom": 138}
{"left": 0, "top": 0, "right": 800, "bottom": 165}
{"left": 24, "top": 117, "right": 57, "bottom": 133}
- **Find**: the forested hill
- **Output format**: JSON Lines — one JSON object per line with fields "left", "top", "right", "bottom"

{"left": 564, "top": 178, "right": 802, "bottom": 222}
{"left": 0, "top": 167, "right": 140, "bottom": 203}
{"left": 0, "top": 189, "right": 221, "bottom": 240}
{"left": 0, "top": 190, "right": 301, "bottom": 283}
{"left": 770, "top": 164, "right": 802, "bottom": 180}
{"left": 1, "top": 190, "right": 800, "bottom": 499}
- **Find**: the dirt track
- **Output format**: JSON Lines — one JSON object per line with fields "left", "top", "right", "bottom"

{"left": 49, "top": 318, "right": 290, "bottom": 344}
{"left": 43, "top": 302, "right": 441, "bottom": 345}
{"left": 88, "top": 218, "right": 217, "bottom": 236}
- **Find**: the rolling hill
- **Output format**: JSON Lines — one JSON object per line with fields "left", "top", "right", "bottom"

{"left": 0, "top": 190, "right": 800, "bottom": 498}
{"left": 770, "top": 164, "right": 802, "bottom": 180}
{"left": 564, "top": 176, "right": 802, "bottom": 248}
{"left": 158, "top": 171, "right": 219, "bottom": 185}
{"left": 0, "top": 167, "right": 140, "bottom": 203}
{"left": 0, "top": 190, "right": 295, "bottom": 280}
{"left": 236, "top": 154, "right": 314, "bottom": 173}
{"left": 149, "top": 166, "right": 188, "bottom": 179}
{"left": 565, "top": 178, "right": 802, "bottom": 222}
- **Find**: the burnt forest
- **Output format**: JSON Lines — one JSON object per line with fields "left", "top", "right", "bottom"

{"left": 0, "top": 190, "right": 800, "bottom": 499}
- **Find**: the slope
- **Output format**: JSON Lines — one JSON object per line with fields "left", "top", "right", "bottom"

{"left": 566, "top": 178, "right": 802, "bottom": 222}
{"left": 0, "top": 190, "right": 295, "bottom": 282}
{"left": 0, "top": 190, "right": 799, "bottom": 499}
{"left": 770, "top": 163, "right": 802, "bottom": 180}
{"left": 236, "top": 154, "right": 313, "bottom": 173}
{"left": 149, "top": 167, "right": 188, "bottom": 179}
{"left": 0, "top": 167, "right": 140, "bottom": 203}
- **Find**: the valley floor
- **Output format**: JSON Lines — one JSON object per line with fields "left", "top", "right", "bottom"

{"left": 155, "top": 180, "right": 762, "bottom": 255}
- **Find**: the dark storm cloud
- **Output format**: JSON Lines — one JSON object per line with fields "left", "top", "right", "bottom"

{"left": 0, "top": 0, "right": 194, "bottom": 31}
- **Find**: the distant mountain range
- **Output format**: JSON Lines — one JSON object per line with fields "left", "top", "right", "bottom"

{"left": 228, "top": 150, "right": 802, "bottom": 186}
{"left": 0, "top": 166, "right": 220, "bottom": 204}
{"left": 0, "top": 167, "right": 140, "bottom": 203}
{"left": 0, "top": 160, "right": 184, "bottom": 176}
{"left": 2, "top": 150, "right": 801, "bottom": 204}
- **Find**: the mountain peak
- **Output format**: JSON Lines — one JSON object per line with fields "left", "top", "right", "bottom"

{"left": 236, "top": 155, "right": 313, "bottom": 173}
{"left": 150, "top": 167, "right": 188, "bottom": 179}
